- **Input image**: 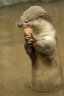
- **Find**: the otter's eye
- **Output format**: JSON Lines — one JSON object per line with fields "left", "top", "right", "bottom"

{"left": 25, "top": 21, "right": 28, "bottom": 23}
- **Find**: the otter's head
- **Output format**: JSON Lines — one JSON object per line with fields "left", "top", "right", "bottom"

{"left": 18, "top": 6, "right": 53, "bottom": 38}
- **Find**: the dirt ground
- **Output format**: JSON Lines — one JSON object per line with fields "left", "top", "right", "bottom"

{"left": 0, "top": 1, "right": 64, "bottom": 96}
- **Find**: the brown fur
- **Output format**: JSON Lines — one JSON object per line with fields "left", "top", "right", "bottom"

{"left": 18, "top": 6, "right": 62, "bottom": 91}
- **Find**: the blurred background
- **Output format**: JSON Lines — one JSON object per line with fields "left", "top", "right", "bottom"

{"left": 0, "top": 0, "right": 64, "bottom": 96}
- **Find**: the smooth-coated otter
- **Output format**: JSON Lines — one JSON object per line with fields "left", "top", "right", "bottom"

{"left": 18, "top": 6, "right": 62, "bottom": 91}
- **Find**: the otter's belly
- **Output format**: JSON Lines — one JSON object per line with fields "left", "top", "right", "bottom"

{"left": 31, "top": 54, "right": 62, "bottom": 91}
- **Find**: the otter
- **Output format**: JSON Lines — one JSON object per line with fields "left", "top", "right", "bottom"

{"left": 18, "top": 6, "right": 62, "bottom": 91}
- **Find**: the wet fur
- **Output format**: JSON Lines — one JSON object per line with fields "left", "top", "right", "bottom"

{"left": 18, "top": 6, "right": 62, "bottom": 91}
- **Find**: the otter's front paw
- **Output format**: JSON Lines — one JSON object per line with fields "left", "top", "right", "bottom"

{"left": 24, "top": 43, "right": 32, "bottom": 56}
{"left": 24, "top": 34, "right": 35, "bottom": 44}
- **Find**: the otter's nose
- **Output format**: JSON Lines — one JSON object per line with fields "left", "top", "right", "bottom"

{"left": 17, "top": 22, "right": 23, "bottom": 28}
{"left": 17, "top": 22, "right": 29, "bottom": 28}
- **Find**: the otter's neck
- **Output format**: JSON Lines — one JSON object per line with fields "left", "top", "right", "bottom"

{"left": 39, "top": 20, "right": 56, "bottom": 37}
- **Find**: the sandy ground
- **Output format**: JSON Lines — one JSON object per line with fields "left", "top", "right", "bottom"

{"left": 0, "top": 1, "right": 64, "bottom": 96}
